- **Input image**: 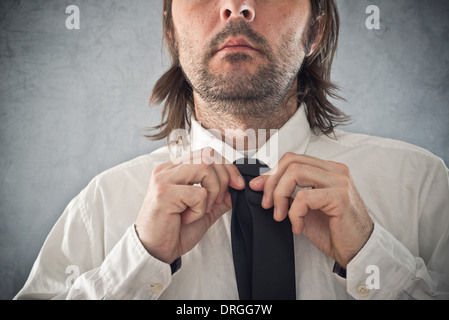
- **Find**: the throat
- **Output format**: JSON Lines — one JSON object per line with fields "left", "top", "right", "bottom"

{"left": 194, "top": 96, "right": 298, "bottom": 151}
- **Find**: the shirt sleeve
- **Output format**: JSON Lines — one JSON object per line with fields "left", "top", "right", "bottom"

{"left": 14, "top": 194, "right": 173, "bottom": 300}
{"left": 343, "top": 159, "right": 449, "bottom": 300}
{"left": 66, "top": 225, "right": 172, "bottom": 300}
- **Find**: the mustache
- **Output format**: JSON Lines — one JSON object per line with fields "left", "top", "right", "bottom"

{"left": 204, "top": 20, "right": 273, "bottom": 61}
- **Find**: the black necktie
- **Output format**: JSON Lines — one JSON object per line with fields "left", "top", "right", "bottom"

{"left": 229, "top": 158, "right": 296, "bottom": 300}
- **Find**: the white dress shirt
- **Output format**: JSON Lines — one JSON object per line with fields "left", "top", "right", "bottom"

{"left": 14, "top": 106, "right": 449, "bottom": 300}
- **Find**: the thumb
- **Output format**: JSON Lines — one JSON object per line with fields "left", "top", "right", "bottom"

{"left": 249, "top": 174, "right": 268, "bottom": 191}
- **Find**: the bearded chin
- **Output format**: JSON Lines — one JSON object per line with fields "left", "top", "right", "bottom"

{"left": 188, "top": 52, "right": 298, "bottom": 118}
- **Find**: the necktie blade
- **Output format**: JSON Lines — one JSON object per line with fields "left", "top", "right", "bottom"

{"left": 230, "top": 158, "right": 296, "bottom": 300}
{"left": 230, "top": 177, "right": 253, "bottom": 300}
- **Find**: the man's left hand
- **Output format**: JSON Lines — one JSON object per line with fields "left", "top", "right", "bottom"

{"left": 249, "top": 153, "right": 374, "bottom": 268}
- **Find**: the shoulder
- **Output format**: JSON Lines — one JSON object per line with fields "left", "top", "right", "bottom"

{"left": 335, "top": 130, "right": 436, "bottom": 157}
{"left": 307, "top": 128, "right": 448, "bottom": 189}
{"left": 310, "top": 128, "right": 443, "bottom": 164}
{"left": 97, "top": 146, "right": 170, "bottom": 177}
{"left": 81, "top": 145, "right": 171, "bottom": 196}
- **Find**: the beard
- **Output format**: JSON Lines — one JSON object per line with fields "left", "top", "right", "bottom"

{"left": 176, "top": 20, "right": 307, "bottom": 119}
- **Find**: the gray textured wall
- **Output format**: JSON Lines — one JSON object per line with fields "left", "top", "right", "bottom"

{"left": 1, "top": 1, "right": 448, "bottom": 299}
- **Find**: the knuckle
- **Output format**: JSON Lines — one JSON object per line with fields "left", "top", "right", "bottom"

{"left": 295, "top": 189, "right": 310, "bottom": 202}
{"left": 154, "top": 183, "right": 170, "bottom": 200}
{"left": 198, "top": 161, "right": 213, "bottom": 173}
{"left": 288, "top": 207, "right": 300, "bottom": 219}
{"left": 219, "top": 176, "right": 228, "bottom": 190}
{"left": 228, "top": 164, "right": 241, "bottom": 177}
{"left": 272, "top": 188, "right": 283, "bottom": 202}
{"left": 337, "top": 187, "right": 351, "bottom": 206}
{"left": 151, "top": 170, "right": 165, "bottom": 185}
{"left": 287, "top": 162, "right": 302, "bottom": 173}
{"left": 220, "top": 165, "right": 231, "bottom": 180}
{"left": 216, "top": 169, "right": 230, "bottom": 187}
{"left": 198, "top": 187, "right": 209, "bottom": 199}
{"left": 294, "top": 189, "right": 304, "bottom": 199}
{"left": 208, "top": 183, "right": 220, "bottom": 196}
{"left": 336, "top": 162, "right": 350, "bottom": 175}
{"left": 282, "top": 152, "right": 296, "bottom": 162}
{"left": 336, "top": 174, "right": 351, "bottom": 188}
{"left": 152, "top": 163, "right": 166, "bottom": 175}
{"left": 263, "top": 176, "right": 276, "bottom": 191}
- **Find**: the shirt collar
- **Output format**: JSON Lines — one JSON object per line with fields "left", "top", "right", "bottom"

{"left": 190, "top": 104, "right": 311, "bottom": 168}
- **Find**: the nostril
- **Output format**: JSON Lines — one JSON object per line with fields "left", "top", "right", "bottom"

{"left": 221, "top": 5, "right": 255, "bottom": 22}
{"left": 240, "top": 5, "right": 255, "bottom": 22}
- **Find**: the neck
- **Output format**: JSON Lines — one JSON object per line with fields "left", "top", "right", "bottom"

{"left": 194, "top": 81, "right": 299, "bottom": 150}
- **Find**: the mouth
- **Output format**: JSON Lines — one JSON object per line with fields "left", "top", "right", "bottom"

{"left": 217, "top": 38, "right": 258, "bottom": 53}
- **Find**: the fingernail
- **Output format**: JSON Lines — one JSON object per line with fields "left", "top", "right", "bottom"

{"left": 250, "top": 177, "right": 263, "bottom": 187}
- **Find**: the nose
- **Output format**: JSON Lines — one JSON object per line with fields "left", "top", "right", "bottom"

{"left": 220, "top": 1, "right": 256, "bottom": 23}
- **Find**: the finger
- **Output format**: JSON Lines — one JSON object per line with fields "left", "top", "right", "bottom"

{"left": 225, "top": 163, "right": 246, "bottom": 190}
{"left": 198, "top": 149, "right": 246, "bottom": 211}
{"left": 151, "top": 149, "right": 210, "bottom": 184}
{"left": 288, "top": 189, "right": 316, "bottom": 234}
{"left": 196, "top": 147, "right": 245, "bottom": 191}
{"left": 273, "top": 162, "right": 341, "bottom": 206}
{"left": 252, "top": 152, "right": 348, "bottom": 192}
{"left": 254, "top": 162, "right": 343, "bottom": 209}
{"left": 279, "top": 153, "right": 348, "bottom": 174}
{"left": 197, "top": 164, "right": 221, "bottom": 213}
{"left": 178, "top": 185, "right": 208, "bottom": 225}
{"left": 175, "top": 147, "right": 245, "bottom": 191}
{"left": 192, "top": 147, "right": 229, "bottom": 212}
{"left": 288, "top": 188, "right": 339, "bottom": 234}
{"left": 151, "top": 159, "right": 178, "bottom": 177}
{"left": 166, "top": 162, "right": 220, "bottom": 213}
{"left": 246, "top": 153, "right": 347, "bottom": 188}
{"left": 253, "top": 154, "right": 322, "bottom": 196}
{"left": 272, "top": 173, "right": 298, "bottom": 222}
{"left": 212, "top": 162, "right": 230, "bottom": 204}
{"left": 249, "top": 173, "right": 267, "bottom": 191}
{"left": 171, "top": 147, "right": 204, "bottom": 165}
{"left": 170, "top": 152, "right": 242, "bottom": 212}
{"left": 201, "top": 147, "right": 245, "bottom": 191}
{"left": 201, "top": 148, "right": 245, "bottom": 205}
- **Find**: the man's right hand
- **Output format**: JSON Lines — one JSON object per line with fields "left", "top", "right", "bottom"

{"left": 135, "top": 147, "right": 245, "bottom": 264}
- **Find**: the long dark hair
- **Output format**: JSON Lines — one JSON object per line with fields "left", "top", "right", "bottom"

{"left": 147, "top": 0, "right": 348, "bottom": 141}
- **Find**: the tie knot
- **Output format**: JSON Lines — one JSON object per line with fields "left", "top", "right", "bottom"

{"left": 233, "top": 158, "right": 270, "bottom": 178}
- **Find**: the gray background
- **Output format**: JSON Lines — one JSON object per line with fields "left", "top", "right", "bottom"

{"left": 0, "top": 0, "right": 448, "bottom": 300}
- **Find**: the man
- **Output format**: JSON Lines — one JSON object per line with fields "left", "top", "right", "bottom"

{"left": 15, "top": 0, "right": 449, "bottom": 300}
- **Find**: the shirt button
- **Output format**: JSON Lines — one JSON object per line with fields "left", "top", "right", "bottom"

{"left": 356, "top": 284, "right": 370, "bottom": 297}
{"left": 150, "top": 283, "right": 163, "bottom": 294}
